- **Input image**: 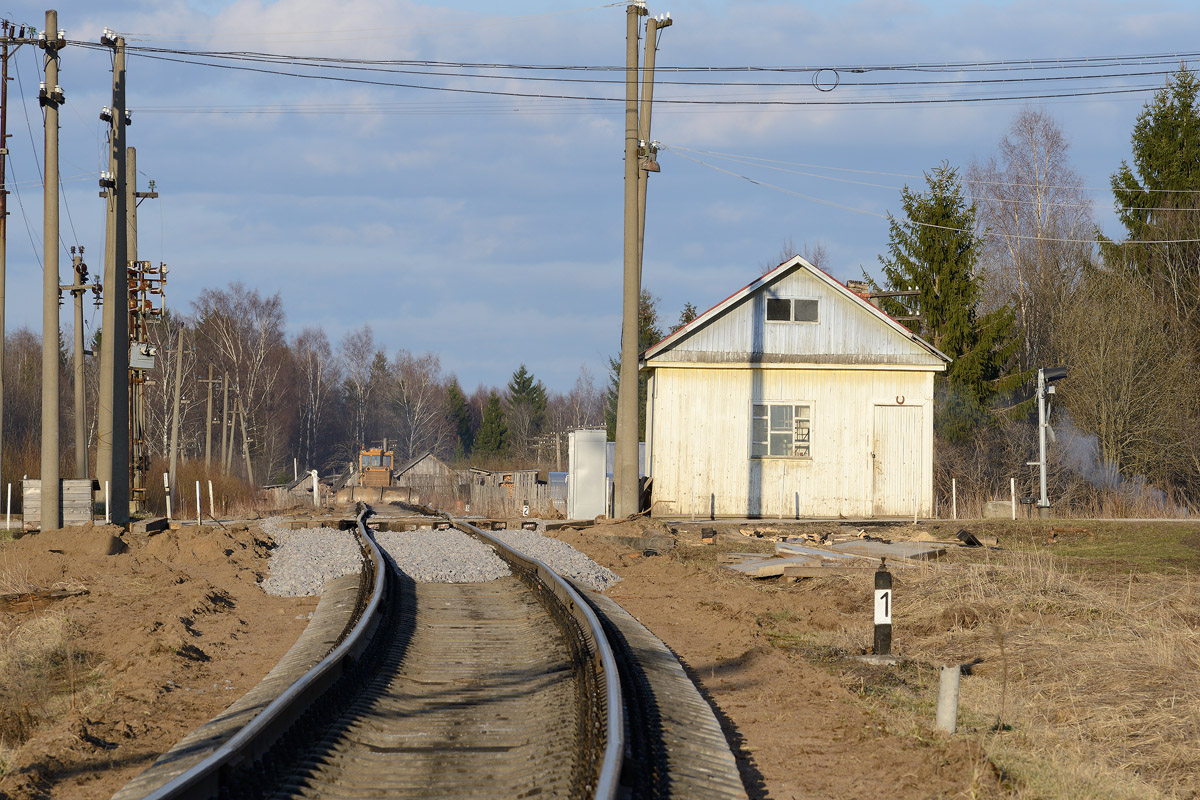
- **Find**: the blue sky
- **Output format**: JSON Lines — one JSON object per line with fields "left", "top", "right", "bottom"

{"left": 3, "top": 0, "right": 1197, "bottom": 391}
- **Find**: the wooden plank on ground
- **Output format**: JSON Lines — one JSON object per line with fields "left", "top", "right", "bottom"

{"left": 829, "top": 540, "right": 947, "bottom": 561}
{"left": 781, "top": 564, "right": 880, "bottom": 579}
{"left": 774, "top": 542, "right": 862, "bottom": 560}
{"left": 722, "top": 554, "right": 822, "bottom": 578}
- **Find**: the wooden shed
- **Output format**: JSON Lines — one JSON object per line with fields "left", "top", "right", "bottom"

{"left": 642, "top": 255, "right": 949, "bottom": 519}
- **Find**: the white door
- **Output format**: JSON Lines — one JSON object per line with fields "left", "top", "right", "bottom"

{"left": 871, "top": 405, "right": 922, "bottom": 517}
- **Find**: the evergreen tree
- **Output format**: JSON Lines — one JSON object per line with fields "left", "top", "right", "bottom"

{"left": 605, "top": 290, "right": 664, "bottom": 441}
{"left": 445, "top": 378, "right": 472, "bottom": 459}
{"left": 474, "top": 390, "right": 508, "bottom": 456}
{"left": 506, "top": 364, "right": 547, "bottom": 433}
{"left": 670, "top": 301, "right": 698, "bottom": 334}
{"left": 876, "top": 163, "right": 1022, "bottom": 441}
{"left": 1107, "top": 67, "right": 1200, "bottom": 331}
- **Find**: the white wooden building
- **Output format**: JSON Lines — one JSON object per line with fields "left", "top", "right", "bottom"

{"left": 642, "top": 255, "right": 949, "bottom": 519}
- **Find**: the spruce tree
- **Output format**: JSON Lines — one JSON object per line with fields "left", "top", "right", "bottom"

{"left": 445, "top": 378, "right": 472, "bottom": 459}
{"left": 474, "top": 391, "right": 508, "bottom": 456}
{"left": 605, "top": 290, "right": 663, "bottom": 441}
{"left": 1107, "top": 67, "right": 1200, "bottom": 330}
{"left": 506, "top": 364, "right": 547, "bottom": 433}
{"left": 877, "top": 163, "right": 1021, "bottom": 441}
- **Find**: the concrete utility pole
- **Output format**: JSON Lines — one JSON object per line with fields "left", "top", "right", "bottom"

{"left": 39, "top": 13, "right": 65, "bottom": 531}
{"left": 0, "top": 22, "right": 12, "bottom": 492}
{"left": 238, "top": 397, "right": 254, "bottom": 486}
{"left": 220, "top": 371, "right": 229, "bottom": 471}
{"left": 199, "top": 365, "right": 220, "bottom": 467}
{"left": 636, "top": 13, "right": 670, "bottom": 285}
{"left": 125, "top": 147, "right": 158, "bottom": 514}
{"left": 96, "top": 32, "right": 129, "bottom": 524}
{"left": 168, "top": 326, "right": 184, "bottom": 486}
{"left": 64, "top": 248, "right": 99, "bottom": 478}
{"left": 614, "top": 2, "right": 647, "bottom": 519}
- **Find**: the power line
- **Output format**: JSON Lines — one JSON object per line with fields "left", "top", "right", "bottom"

{"left": 662, "top": 146, "right": 1200, "bottom": 245}
{"left": 667, "top": 145, "right": 1200, "bottom": 209}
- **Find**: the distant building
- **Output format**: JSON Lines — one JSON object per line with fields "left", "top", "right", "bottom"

{"left": 642, "top": 255, "right": 949, "bottom": 519}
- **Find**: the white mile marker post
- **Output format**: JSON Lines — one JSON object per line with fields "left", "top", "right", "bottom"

{"left": 105, "top": 481, "right": 111, "bottom": 524}
{"left": 1011, "top": 477, "right": 1016, "bottom": 521}
{"left": 874, "top": 558, "right": 893, "bottom": 656}
{"left": 208, "top": 480, "right": 214, "bottom": 523}
{"left": 164, "top": 472, "right": 172, "bottom": 521}
{"left": 5, "top": 483, "right": 10, "bottom": 529}
{"left": 195, "top": 481, "right": 201, "bottom": 525}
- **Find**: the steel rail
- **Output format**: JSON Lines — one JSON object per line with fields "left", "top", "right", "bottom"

{"left": 454, "top": 518, "right": 626, "bottom": 800}
{"left": 133, "top": 507, "right": 386, "bottom": 800}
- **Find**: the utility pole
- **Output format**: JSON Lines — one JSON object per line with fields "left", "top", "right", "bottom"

{"left": 614, "top": 2, "right": 647, "bottom": 519}
{"left": 64, "top": 248, "right": 99, "bottom": 478}
{"left": 168, "top": 326, "right": 184, "bottom": 486}
{"left": 198, "top": 365, "right": 220, "bottom": 467}
{"left": 636, "top": 13, "right": 670, "bottom": 285}
{"left": 220, "top": 371, "right": 229, "bottom": 471}
{"left": 126, "top": 147, "right": 158, "bottom": 515}
{"left": 238, "top": 396, "right": 253, "bottom": 486}
{"left": 96, "top": 31, "right": 129, "bottom": 524}
{"left": 0, "top": 22, "right": 13, "bottom": 493}
{"left": 39, "top": 13, "right": 65, "bottom": 531}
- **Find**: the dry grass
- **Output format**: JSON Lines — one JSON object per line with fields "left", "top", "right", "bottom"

{"left": 0, "top": 612, "right": 98, "bottom": 774}
{"left": 767, "top": 536, "right": 1200, "bottom": 799}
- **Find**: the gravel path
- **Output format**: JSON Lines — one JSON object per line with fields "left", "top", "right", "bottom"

{"left": 259, "top": 518, "right": 363, "bottom": 597}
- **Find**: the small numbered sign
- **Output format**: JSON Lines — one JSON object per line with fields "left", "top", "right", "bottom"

{"left": 874, "top": 588, "right": 892, "bottom": 625}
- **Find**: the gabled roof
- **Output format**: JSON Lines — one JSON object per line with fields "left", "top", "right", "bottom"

{"left": 395, "top": 451, "right": 451, "bottom": 476}
{"left": 642, "top": 254, "right": 950, "bottom": 364}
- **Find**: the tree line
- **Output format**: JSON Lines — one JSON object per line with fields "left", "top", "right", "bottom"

{"left": 867, "top": 68, "right": 1200, "bottom": 512}
{"left": 1, "top": 288, "right": 607, "bottom": 493}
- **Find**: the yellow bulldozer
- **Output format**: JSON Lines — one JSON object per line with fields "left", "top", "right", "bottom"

{"left": 359, "top": 447, "right": 394, "bottom": 488}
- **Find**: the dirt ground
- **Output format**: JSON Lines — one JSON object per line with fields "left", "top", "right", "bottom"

{"left": 0, "top": 521, "right": 316, "bottom": 800}
{"left": 3, "top": 514, "right": 1194, "bottom": 800}
{"left": 556, "top": 521, "right": 1002, "bottom": 800}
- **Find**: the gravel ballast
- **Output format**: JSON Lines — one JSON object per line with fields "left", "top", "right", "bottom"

{"left": 489, "top": 528, "right": 621, "bottom": 592}
{"left": 375, "top": 529, "right": 510, "bottom": 583}
{"left": 257, "top": 517, "right": 619, "bottom": 593}
{"left": 259, "top": 517, "right": 363, "bottom": 597}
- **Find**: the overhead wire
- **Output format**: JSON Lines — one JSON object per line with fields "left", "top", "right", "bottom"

{"left": 667, "top": 145, "right": 1200, "bottom": 210}
{"left": 661, "top": 145, "right": 1200, "bottom": 245}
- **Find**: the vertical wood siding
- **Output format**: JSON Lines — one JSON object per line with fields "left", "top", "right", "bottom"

{"left": 666, "top": 267, "right": 941, "bottom": 365}
{"left": 648, "top": 367, "right": 934, "bottom": 518}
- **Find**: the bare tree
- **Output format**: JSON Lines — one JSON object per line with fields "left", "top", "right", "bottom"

{"left": 389, "top": 350, "right": 453, "bottom": 463}
{"left": 293, "top": 327, "right": 340, "bottom": 472}
{"left": 969, "top": 108, "right": 1093, "bottom": 372}
{"left": 1057, "top": 268, "right": 1191, "bottom": 487}
{"left": 340, "top": 325, "right": 377, "bottom": 452}
{"left": 760, "top": 237, "right": 829, "bottom": 274}
{"left": 192, "top": 284, "right": 289, "bottom": 482}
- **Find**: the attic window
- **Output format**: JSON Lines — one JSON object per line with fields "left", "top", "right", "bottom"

{"left": 765, "top": 298, "right": 819, "bottom": 323}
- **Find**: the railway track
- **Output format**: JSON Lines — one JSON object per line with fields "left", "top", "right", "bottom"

{"left": 115, "top": 509, "right": 745, "bottom": 800}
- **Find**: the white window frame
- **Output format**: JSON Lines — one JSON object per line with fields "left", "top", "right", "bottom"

{"left": 765, "top": 297, "right": 819, "bottom": 324}
{"left": 751, "top": 402, "right": 812, "bottom": 459}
